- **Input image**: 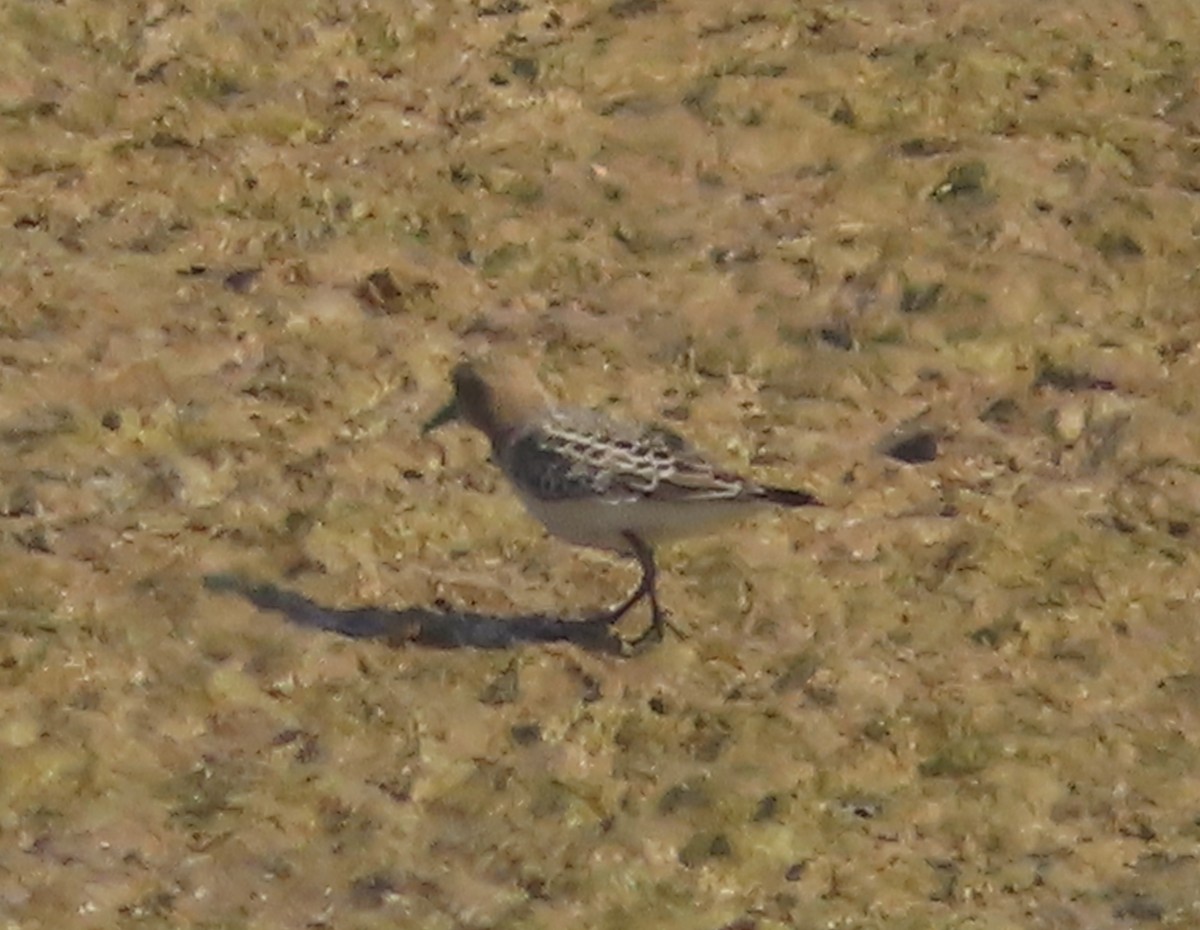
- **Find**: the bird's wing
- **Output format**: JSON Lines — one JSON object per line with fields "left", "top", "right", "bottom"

{"left": 506, "top": 412, "right": 762, "bottom": 504}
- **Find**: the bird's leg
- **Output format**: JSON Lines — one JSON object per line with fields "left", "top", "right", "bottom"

{"left": 621, "top": 533, "right": 684, "bottom": 647}
{"left": 590, "top": 538, "right": 651, "bottom": 625}
{"left": 587, "top": 533, "right": 681, "bottom": 647}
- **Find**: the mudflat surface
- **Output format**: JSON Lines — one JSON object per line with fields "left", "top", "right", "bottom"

{"left": 3, "top": 1, "right": 1200, "bottom": 927}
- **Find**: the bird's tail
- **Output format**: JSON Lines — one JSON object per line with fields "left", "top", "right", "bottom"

{"left": 761, "top": 486, "right": 823, "bottom": 507}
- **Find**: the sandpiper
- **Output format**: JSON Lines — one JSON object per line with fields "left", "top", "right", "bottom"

{"left": 423, "top": 359, "right": 822, "bottom": 645}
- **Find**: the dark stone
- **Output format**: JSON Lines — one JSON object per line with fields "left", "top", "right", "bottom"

{"left": 882, "top": 430, "right": 938, "bottom": 464}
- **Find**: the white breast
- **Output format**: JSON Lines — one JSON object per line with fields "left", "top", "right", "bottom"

{"left": 516, "top": 491, "right": 764, "bottom": 553}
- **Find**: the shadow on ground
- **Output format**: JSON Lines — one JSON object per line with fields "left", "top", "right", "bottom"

{"left": 203, "top": 573, "right": 626, "bottom": 654}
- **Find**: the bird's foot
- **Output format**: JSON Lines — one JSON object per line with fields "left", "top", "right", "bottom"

{"left": 621, "top": 610, "right": 684, "bottom": 654}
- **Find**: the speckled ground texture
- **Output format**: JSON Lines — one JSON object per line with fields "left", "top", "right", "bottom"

{"left": 3, "top": 1, "right": 1200, "bottom": 927}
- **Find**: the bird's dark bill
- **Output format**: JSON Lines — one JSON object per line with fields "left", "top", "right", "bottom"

{"left": 422, "top": 397, "right": 460, "bottom": 434}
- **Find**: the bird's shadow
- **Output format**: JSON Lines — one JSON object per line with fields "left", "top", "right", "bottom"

{"left": 203, "top": 573, "right": 627, "bottom": 655}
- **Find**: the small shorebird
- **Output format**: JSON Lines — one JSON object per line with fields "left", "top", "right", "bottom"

{"left": 423, "top": 359, "right": 822, "bottom": 645}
